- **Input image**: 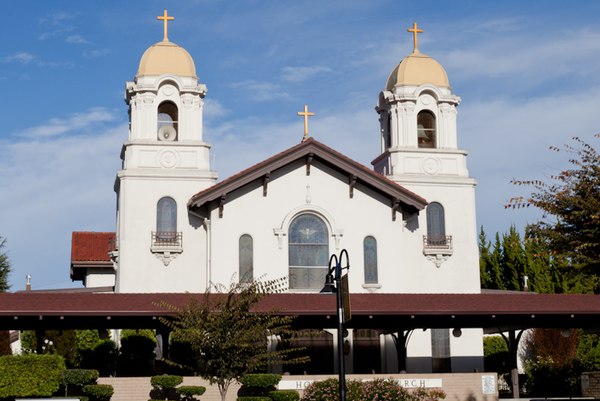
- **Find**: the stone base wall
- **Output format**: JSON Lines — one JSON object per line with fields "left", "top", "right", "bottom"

{"left": 100, "top": 373, "right": 497, "bottom": 401}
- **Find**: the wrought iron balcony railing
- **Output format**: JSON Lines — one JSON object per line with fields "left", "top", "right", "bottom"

{"left": 423, "top": 235, "right": 453, "bottom": 250}
{"left": 152, "top": 231, "right": 182, "bottom": 248}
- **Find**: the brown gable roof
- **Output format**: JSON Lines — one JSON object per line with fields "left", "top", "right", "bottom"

{"left": 70, "top": 232, "right": 115, "bottom": 280}
{"left": 188, "top": 138, "right": 427, "bottom": 216}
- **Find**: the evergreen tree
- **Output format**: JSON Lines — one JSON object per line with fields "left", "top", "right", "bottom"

{"left": 501, "top": 226, "right": 526, "bottom": 291}
{"left": 479, "top": 227, "right": 503, "bottom": 290}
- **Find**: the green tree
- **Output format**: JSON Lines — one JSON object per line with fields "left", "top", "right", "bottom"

{"left": 508, "top": 135, "right": 600, "bottom": 293}
{"left": 501, "top": 226, "right": 526, "bottom": 291}
{"left": 162, "top": 278, "right": 308, "bottom": 401}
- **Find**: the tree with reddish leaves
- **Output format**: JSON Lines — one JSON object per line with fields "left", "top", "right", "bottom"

{"left": 507, "top": 134, "right": 600, "bottom": 293}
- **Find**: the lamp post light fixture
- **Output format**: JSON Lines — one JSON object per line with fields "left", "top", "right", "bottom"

{"left": 320, "top": 249, "right": 350, "bottom": 401}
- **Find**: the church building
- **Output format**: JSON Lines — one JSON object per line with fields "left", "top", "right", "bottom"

{"left": 70, "top": 13, "right": 482, "bottom": 374}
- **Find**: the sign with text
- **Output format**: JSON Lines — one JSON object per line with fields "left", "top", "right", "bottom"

{"left": 278, "top": 378, "right": 443, "bottom": 390}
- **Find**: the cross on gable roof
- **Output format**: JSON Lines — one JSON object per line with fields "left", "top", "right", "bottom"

{"left": 188, "top": 138, "right": 427, "bottom": 218}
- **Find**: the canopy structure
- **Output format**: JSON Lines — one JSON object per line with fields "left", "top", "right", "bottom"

{"left": 1, "top": 291, "right": 598, "bottom": 332}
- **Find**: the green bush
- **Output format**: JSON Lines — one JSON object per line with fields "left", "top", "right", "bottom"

{"left": 238, "top": 373, "right": 282, "bottom": 397}
{"left": 83, "top": 384, "right": 114, "bottom": 401}
{"left": 151, "top": 374, "right": 183, "bottom": 400}
{"left": 269, "top": 389, "right": 300, "bottom": 401}
{"left": 300, "top": 378, "right": 446, "bottom": 401}
{"left": 80, "top": 339, "right": 118, "bottom": 377}
{"left": 62, "top": 369, "right": 100, "bottom": 386}
{"left": 151, "top": 374, "right": 183, "bottom": 390}
{"left": 0, "top": 354, "right": 66, "bottom": 398}
{"left": 239, "top": 373, "right": 282, "bottom": 388}
{"left": 117, "top": 334, "right": 156, "bottom": 376}
{"left": 61, "top": 369, "right": 99, "bottom": 396}
{"left": 177, "top": 385, "right": 206, "bottom": 401}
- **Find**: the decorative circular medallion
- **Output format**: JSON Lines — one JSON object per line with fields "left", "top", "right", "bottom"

{"left": 422, "top": 157, "right": 441, "bottom": 175}
{"left": 161, "top": 84, "right": 176, "bottom": 96}
{"left": 158, "top": 150, "right": 179, "bottom": 168}
{"left": 420, "top": 94, "right": 434, "bottom": 106}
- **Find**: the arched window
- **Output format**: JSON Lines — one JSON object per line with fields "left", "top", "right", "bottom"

{"left": 157, "top": 197, "right": 177, "bottom": 240}
{"left": 417, "top": 110, "right": 436, "bottom": 148}
{"left": 426, "top": 202, "right": 446, "bottom": 246}
{"left": 157, "top": 101, "right": 178, "bottom": 141}
{"left": 363, "top": 236, "right": 378, "bottom": 284}
{"left": 288, "top": 214, "right": 329, "bottom": 290}
{"left": 239, "top": 234, "right": 253, "bottom": 283}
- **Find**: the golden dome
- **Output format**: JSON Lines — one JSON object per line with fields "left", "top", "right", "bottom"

{"left": 386, "top": 51, "right": 449, "bottom": 91}
{"left": 137, "top": 41, "right": 197, "bottom": 78}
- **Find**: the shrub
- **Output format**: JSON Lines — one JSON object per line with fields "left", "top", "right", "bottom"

{"left": 239, "top": 373, "right": 282, "bottom": 388}
{"left": 151, "top": 374, "right": 183, "bottom": 390}
{"left": 61, "top": 369, "right": 99, "bottom": 396}
{"left": 177, "top": 385, "right": 206, "bottom": 401}
{"left": 83, "top": 384, "right": 114, "bottom": 401}
{"left": 300, "top": 378, "right": 446, "bottom": 401}
{"left": 117, "top": 334, "right": 156, "bottom": 376}
{"left": 238, "top": 373, "right": 282, "bottom": 397}
{"left": 80, "top": 339, "right": 118, "bottom": 377}
{"left": 269, "top": 389, "right": 300, "bottom": 401}
{"left": 0, "top": 354, "right": 66, "bottom": 398}
{"left": 151, "top": 375, "right": 183, "bottom": 400}
{"left": 62, "top": 369, "right": 100, "bottom": 386}
{"left": 362, "top": 378, "right": 412, "bottom": 401}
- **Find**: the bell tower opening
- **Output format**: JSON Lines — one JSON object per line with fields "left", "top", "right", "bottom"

{"left": 417, "top": 110, "right": 436, "bottom": 148}
{"left": 157, "top": 101, "right": 178, "bottom": 141}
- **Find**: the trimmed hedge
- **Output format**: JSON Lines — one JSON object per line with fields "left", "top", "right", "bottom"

{"left": 83, "top": 383, "right": 114, "bottom": 401}
{"left": 269, "top": 390, "right": 300, "bottom": 401}
{"left": 62, "top": 369, "right": 100, "bottom": 386}
{"left": 239, "top": 374, "right": 282, "bottom": 388}
{"left": 177, "top": 385, "right": 206, "bottom": 400}
{"left": 0, "top": 354, "right": 66, "bottom": 398}
{"left": 151, "top": 374, "right": 183, "bottom": 390}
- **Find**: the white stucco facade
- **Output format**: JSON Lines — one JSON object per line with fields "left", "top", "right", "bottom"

{"left": 75, "top": 30, "right": 484, "bottom": 374}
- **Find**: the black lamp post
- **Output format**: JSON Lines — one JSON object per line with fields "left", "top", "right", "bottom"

{"left": 320, "top": 249, "right": 349, "bottom": 401}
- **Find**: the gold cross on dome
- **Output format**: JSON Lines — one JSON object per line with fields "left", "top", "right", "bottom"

{"left": 297, "top": 104, "right": 315, "bottom": 141}
{"left": 407, "top": 22, "right": 423, "bottom": 53}
{"left": 157, "top": 9, "right": 174, "bottom": 42}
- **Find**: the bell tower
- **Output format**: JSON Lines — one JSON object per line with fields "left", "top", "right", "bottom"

{"left": 114, "top": 10, "right": 217, "bottom": 293}
{"left": 372, "top": 23, "right": 479, "bottom": 283}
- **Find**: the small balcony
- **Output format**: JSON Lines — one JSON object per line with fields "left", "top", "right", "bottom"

{"left": 151, "top": 232, "right": 183, "bottom": 266}
{"left": 423, "top": 235, "right": 453, "bottom": 268}
{"left": 423, "top": 235, "right": 453, "bottom": 250}
{"left": 152, "top": 231, "right": 182, "bottom": 248}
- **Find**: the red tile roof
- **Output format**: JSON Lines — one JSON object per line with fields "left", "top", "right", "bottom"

{"left": 71, "top": 232, "right": 115, "bottom": 263}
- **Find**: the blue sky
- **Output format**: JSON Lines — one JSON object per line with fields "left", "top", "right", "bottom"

{"left": 2, "top": 1, "right": 600, "bottom": 290}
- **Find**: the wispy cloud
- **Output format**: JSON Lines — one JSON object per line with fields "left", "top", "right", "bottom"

{"left": 66, "top": 34, "right": 89, "bottom": 44}
{"left": 281, "top": 66, "right": 332, "bottom": 83}
{"left": 1, "top": 52, "right": 37, "bottom": 64}
{"left": 204, "top": 98, "right": 229, "bottom": 121}
{"left": 83, "top": 49, "right": 109, "bottom": 59}
{"left": 229, "top": 80, "right": 292, "bottom": 102}
{"left": 16, "top": 108, "right": 117, "bottom": 138}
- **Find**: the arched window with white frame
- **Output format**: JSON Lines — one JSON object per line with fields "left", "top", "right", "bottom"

{"left": 363, "top": 236, "right": 378, "bottom": 284}
{"left": 156, "top": 197, "right": 177, "bottom": 241}
{"left": 288, "top": 214, "right": 329, "bottom": 290}
{"left": 426, "top": 202, "right": 446, "bottom": 246}
{"left": 239, "top": 234, "right": 253, "bottom": 283}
